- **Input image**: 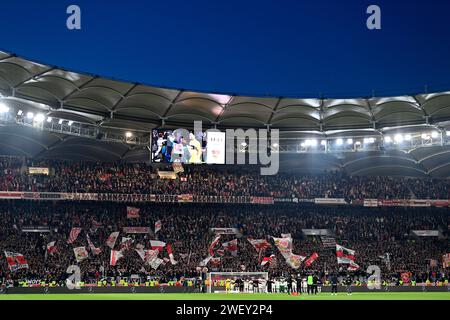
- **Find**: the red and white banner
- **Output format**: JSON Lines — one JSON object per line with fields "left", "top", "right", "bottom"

{"left": 106, "top": 231, "right": 120, "bottom": 249}
{"left": 208, "top": 235, "right": 221, "bottom": 256}
{"left": 154, "top": 220, "right": 162, "bottom": 234}
{"left": 363, "top": 199, "right": 378, "bottom": 207}
{"left": 348, "top": 260, "right": 360, "bottom": 271}
{"left": 222, "top": 239, "right": 238, "bottom": 256}
{"left": 126, "top": 206, "right": 140, "bottom": 219}
{"left": 67, "top": 227, "right": 82, "bottom": 244}
{"left": 304, "top": 252, "right": 319, "bottom": 267}
{"left": 110, "top": 249, "right": 124, "bottom": 266}
{"left": 120, "top": 237, "right": 134, "bottom": 251}
{"left": 150, "top": 240, "right": 166, "bottom": 252}
{"left": 73, "top": 246, "right": 88, "bottom": 263}
{"left": 4, "top": 251, "right": 29, "bottom": 271}
{"left": 86, "top": 234, "right": 101, "bottom": 255}
{"left": 247, "top": 238, "right": 271, "bottom": 252}
{"left": 46, "top": 241, "right": 57, "bottom": 255}
{"left": 336, "top": 244, "right": 356, "bottom": 264}
{"left": 210, "top": 257, "right": 221, "bottom": 267}
{"left": 261, "top": 254, "right": 275, "bottom": 266}
{"left": 166, "top": 243, "right": 178, "bottom": 265}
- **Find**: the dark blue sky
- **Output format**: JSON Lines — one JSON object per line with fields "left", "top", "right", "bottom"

{"left": 1, "top": 0, "right": 450, "bottom": 97}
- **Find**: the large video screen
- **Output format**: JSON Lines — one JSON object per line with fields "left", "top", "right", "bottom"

{"left": 151, "top": 129, "right": 225, "bottom": 164}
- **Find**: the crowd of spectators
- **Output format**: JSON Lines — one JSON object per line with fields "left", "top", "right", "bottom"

{"left": 0, "top": 156, "right": 450, "bottom": 199}
{"left": 0, "top": 201, "right": 448, "bottom": 285}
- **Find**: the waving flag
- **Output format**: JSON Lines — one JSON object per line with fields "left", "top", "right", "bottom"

{"left": 67, "top": 227, "right": 82, "bottom": 244}
{"left": 126, "top": 206, "right": 140, "bottom": 219}
{"left": 46, "top": 241, "right": 57, "bottom": 255}
{"left": 304, "top": 252, "right": 319, "bottom": 267}
{"left": 86, "top": 234, "right": 102, "bottom": 255}
{"left": 4, "top": 251, "right": 29, "bottom": 271}
{"left": 286, "top": 253, "right": 306, "bottom": 269}
{"left": 149, "top": 257, "right": 164, "bottom": 270}
{"left": 73, "top": 247, "right": 88, "bottom": 263}
{"left": 261, "top": 254, "right": 275, "bottom": 266}
{"left": 150, "top": 240, "right": 166, "bottom": 252}
{"left": 106, "top": 231, "right": 120, "bottom": 249}
{"left": 272, "top": 236, "right": 293, "bottom": 259}
{"left": 199, "top": 255, "right": 212, "bottom": 267}
{"left": 210, "top": 257, "right": 221, "bottom": 267}
{"left": 247, "top": 238, "right": 270, "bottom": 252}
{"left": 120, "top": 237, "right": 134, "bottom": 251}
{"left": 208, "top": 235, "right": 221, "bottom": 256}
{"left": 154, "top": 220, "right": 162, "bottom": 234}
{"left": 222, "top": 239, "right": 238, "bottom": 256}
{"left": 110, "top": 249, "right": 124, "bottom": 266}
{"left": 336, "top": 244, "right": 356, "bottom": 264}
{"left": 166, "top": 243, "right": 178, "bottom": 265}
{"left": 348, "top": 260, "right": 360, "bottom": 271}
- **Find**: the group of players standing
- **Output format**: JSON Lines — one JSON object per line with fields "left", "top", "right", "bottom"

{"left": 220, "top": 273, "right": 353, "bottom": 295}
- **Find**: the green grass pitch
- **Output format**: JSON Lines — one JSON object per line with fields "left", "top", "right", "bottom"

{"left": 0, "top": 292, "right": 448, "bottom": 300}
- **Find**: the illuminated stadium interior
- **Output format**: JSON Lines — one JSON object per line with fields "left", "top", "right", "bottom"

{"left": 1, "top": 51, "right": 450, "bottom": 177}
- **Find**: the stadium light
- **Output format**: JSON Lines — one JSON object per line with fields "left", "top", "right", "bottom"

{"left": 385, "top": 136, "right": 392, "bottom": 143}
{"left": 17, "top": 110, "right": 23, "bottom": 116}
{"left": 300, "top": 142, "right": 306, "bottom": 148}
{"left": 34, "top": 114, "right": 45, "bottom": 122}
{"left": 447, "top": 131, "right": 450, "bottom": 136}
{"left": 347, "top": 138, "right": 353, "bottom": 145}
{"left": 58, "top": 119, "right": 64, "bottom": 125}
{"left": 241, "top": 142, "right": 247, "bottom": 147}
{"left": 125, "top": 131, "right": 133, "bottom": 138}
{"left": 394, "top": 134, "right": 403, "bottom": 143}
{"left": 431, "top": 131, "right": 439, "bottom": 139}
{"left": 0, "top": 102, "right": 9, "bottom": 113}
{"left": 47, "top": 117, "right": 52, "bottom": 123}
{"left": 404, "top": 134, "right": 412, "bottom": 141}
{"left": 336, "top": 138, "right": 343, "bottom": 146}
{"left": 26, "top": 112, "right": 34, "bottom": 119}
{"left": 421, "top": 133, "right": 429, "bottom": 139}
{"left": 309, "top": 139, "right": 318, "bottom": 147}
{"left": 68, "top": 120, "right": 74, "bottom": 126}
{"left": 320, "top": 140, "right": 326, "bottom": 146}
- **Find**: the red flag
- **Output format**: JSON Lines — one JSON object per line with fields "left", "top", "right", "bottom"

{"left": 208, "top": 235, "right": 221, "bottom": 256}
{"left": 166, "top": 243, "right": 178, "bottom": 265}
{"left": 336, "top": 244, "right": 355, "bottom": 264}
{"left": 261, "top": 254, "right": 275, "bottom": 266}
{"left": 150, "top": 240, "right": 166, "bottom": 252}
{"left": 247, "top": 238, "right": 270, "bottom": 251}
{"left": 67, "top": 227, "right": 82, "bottom": 244}
{"left": 126, "top": 206, "right": 140, "bottom": 219}
{"left": 222, "top": 239, "right": 238, "bottom": 256}
{"left": 348, "top": 260, "right": 360, "bottom": 271}
{"left": 46, "top": 241, "right": 57, "bottom": 255}
{"left": 4, "top": 251, "right": 29, "bottom": 271}
{"left": 106, "top": 231, "right": 120, "bottom": 249}
{"left": 304, "top": 252, "right": 319, "bottom": 267}
{"left": 110, "top": 250, "right": 124, "bottom": 266}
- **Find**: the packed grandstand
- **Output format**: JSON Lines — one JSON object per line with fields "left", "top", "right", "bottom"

{"left": 0, "top": 52, "right": 449, "bottom": 292}
{"left": 0, "top": 156, "right": 449, "bottom": 289}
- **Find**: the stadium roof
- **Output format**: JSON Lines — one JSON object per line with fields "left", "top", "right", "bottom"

{"left": 1, "top": 50, "right": 450, "bottom": 178}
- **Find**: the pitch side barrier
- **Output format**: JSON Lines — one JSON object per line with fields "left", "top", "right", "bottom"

{"left": 2, "top": 285, "right": 449, "bottom": 294}
{"left": 0, "top": 192, "right": 449, "bottom": 207}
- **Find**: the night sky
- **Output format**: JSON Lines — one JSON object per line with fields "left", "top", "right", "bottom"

{"left": 1, "top": 0, "right": 450, "bottom": 98}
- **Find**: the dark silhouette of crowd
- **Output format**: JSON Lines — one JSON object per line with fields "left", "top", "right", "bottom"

{"left": 0, "top": 201, "right": 448, "bottom": 286}
{"left": 0, "top": 156, "right": 449, "bottom": 199}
